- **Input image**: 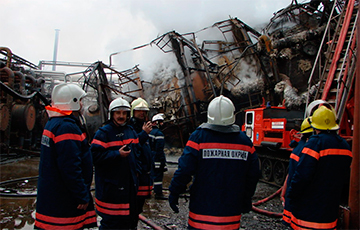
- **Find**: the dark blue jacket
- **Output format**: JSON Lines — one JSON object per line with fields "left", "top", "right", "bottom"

{"left": 128, "top": 117, "right": 153, "bottom": 197}
{"left": 287, "top": 132, "right": 352, "bottom": 229}
{"left": 90, "top": 121, "right": 140, "bottom": 217}
{"left": 35, "top": 115, "right": 97, "bottom": 229}
{"left": 169, "top": 124, "right": 260, "bottom": 229}
{"left": 149, "top": 126, "right": 166, "bottom": 168}
{"left": 283, "top": 138, "right": 306, "bottom": 226}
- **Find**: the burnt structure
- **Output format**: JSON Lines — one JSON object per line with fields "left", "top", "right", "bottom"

{"left": 0, "top": 0, "right": 358, "bottom": 227}
{"left": 139, "top": 0, "right": 341, "bottom": 147}
{"left": 1, "top": 0, "right": 357, "bottom": 187}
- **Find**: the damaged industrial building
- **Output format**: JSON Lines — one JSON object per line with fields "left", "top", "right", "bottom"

{"left": 0, "top": 0, "right": 359, "bottom": 229}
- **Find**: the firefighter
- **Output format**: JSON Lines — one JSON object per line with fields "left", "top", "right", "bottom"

{"left": 128, "top": 97, "right": 153, "bottom": 223}
{"left": 282, "top": 117, "right": 313, "bottom": 227}
{"left": 90, "top": 97, "right": 141, "bottom": 229}
{"left": 35, "top": 83, "right": 97, "bottom": 229}
{"left": 287, "top": 106, "right": 352, "bottom": 230}
{"left": 168, "top": 95, "right": 260, "bottom": 229}
{"left": 149, "top": 113, "right": 167, "bottom": 199}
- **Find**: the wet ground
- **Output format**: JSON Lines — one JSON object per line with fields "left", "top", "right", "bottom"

{"left": 0, "top": 155, "right": 287, "bottom": 230}
{"left": 139, "top": 164, "right": 286, "bottom": 230}
{"left": 0, "top": 156, "right": 39, "bottom": 230}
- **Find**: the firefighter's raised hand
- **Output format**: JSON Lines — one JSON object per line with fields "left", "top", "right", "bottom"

{"left": 169, "top": 193, "right": 179, "bottom": 213}
{"left": 119, "top": 145, "right": 131, "bottom": 157}
{"left": 142, "top": 121, "right": 152, "bottom": 134}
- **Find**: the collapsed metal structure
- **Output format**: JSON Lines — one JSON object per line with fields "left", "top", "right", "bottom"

{"left": 1, "top": 0, "right": 357, "bottom": 171}
{"left": 1, "top": 0, "right": 358, "bottom": 227}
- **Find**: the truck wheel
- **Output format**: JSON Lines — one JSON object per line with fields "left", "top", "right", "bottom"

{"left": 273, "top": 161, "right": 286, "bottom": 185}
{"left": 261, "top": 158, "right": 272, "bottom": 181}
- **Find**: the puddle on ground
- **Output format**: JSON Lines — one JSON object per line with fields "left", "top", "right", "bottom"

{"left": 0, "top": 155, "right": 182, "bottom": 229}
{"left": 0, "top": 157, "right": 39, "bottom": 229}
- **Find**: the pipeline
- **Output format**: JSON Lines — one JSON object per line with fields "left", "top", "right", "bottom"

{"left": 0, "top": 80, "right": 50, "bottom": 105}
{"left": 0, "top": 176, "right": 38, "bottom": 197}
{"left": 25, "top": 74, "right": 37, "bottom": 88}
{"left": 0, "top": 47, "right": 12, "bottom": 68}
{"left": 14, "top": 71, "right": 26, "bottom": 95}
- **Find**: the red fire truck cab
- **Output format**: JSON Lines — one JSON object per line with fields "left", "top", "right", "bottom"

{"left": 242, "top": 104, "right": 304, "bottom": 185}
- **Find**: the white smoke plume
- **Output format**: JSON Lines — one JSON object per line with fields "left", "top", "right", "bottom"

{"left": 274, "top": 74, "right": 306, "bottom": 108}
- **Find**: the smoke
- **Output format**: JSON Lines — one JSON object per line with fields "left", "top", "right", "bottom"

{"left": 274, "top": 75, "right": 306, "bottom": 108}
{"left": 140, "top": 51, "right": 184, "bottom": 113}
{"left": 227, "top": 56, "right": 265, "bottom": 97}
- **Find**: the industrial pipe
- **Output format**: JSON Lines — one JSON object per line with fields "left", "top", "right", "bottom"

{"left": 0, "top": 67, "right": 15, "bottom": 151}
{"left": 25, "top": 74, "right": 37, "bottom": 87}
{"left": 0, "top": 176, "right": 38, "bottom": 197}
{"left": 0, "top": 67, "right": 15, "bottom": 88}
{"left": 0, "top": 47, "right": 12, "bottom": 67}
{"left": 14, "top": 71, "right": 26, "bottom": 95}
{"left": 0, "top": 81, "right": 50, "bottom": 105}
{"left": 0, "top": 103, "right": 10, "bottom": 131}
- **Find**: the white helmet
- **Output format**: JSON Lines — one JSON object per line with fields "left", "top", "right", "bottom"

{"left": 51, "top": 83, "right": 86, "bottom": 111}
{"left": 108, "top": 97, "right": 131, "bottom": 120}
{"left": 152, "top": 113, "right": 165, "bottom": 122}
{"left": 306, "top": 99, "right": 335, "bottom": 117}
{"left": 207, "top": 95, "right": 235, "bottom": 126}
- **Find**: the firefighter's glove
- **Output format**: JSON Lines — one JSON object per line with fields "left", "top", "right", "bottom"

{"left": 289, "top": 140, "right": 298, "bottom": 148}
{"left": 169, "top": 193, "right": 179, "bottom": 213}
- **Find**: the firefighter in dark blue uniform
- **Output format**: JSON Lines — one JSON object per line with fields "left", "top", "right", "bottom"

{"left": 90, "top": 97, "right": 141, "bottom": 229}
{"left": 128, "top": 97, "right": 153, "bottom": 224}
{"left": 287, "top": 106, "right": 352, "bottom": 230}
{"left": 35, "top": 83, "right": 97, "bottom": 229}
{"left": 282, "top": 118, "right": 313, "bottom": 227}
{"left": 149, "top": 113, "right": 167, "bottom": 199}
{"left": 169, "top": 95, "right": 260, "bottom": 230}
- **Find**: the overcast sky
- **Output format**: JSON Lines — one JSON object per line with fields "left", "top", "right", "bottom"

{"left": 1, "top": 0, "right": 295, "bottom": 72}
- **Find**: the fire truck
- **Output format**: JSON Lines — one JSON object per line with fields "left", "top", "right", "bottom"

{"left": 242, "top": 102, "right": 303, "bottom": 185}
{"left": 242, "top": 0, "right": 357, "bottom": 186}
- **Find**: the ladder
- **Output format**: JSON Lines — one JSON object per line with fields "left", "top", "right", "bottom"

{"left": 307, "top": 0, "right": 358, "bottom": 124}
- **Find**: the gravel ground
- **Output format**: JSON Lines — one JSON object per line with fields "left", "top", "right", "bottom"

{"left": 0, "top": 155, "right": 286, "bottom": 230}
{"left": 0, "top": 152, "right": 350, "bottom": 230}
{"left": 138, "top": 166, "right": 287, "bottom": 230}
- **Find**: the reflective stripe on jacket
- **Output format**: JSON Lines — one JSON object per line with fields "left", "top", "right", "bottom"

{"left": 128, "top": 117, "right": 153, "bottom": 197}
{"left": 169, "top": 125, "right": 260, "bottom": 229}
{"left": 149, "top": 127, "right": 166, "bottom": 167}
{"left": 287, "top": 133, "right": 352, "bottom": 230}
{"left": 90, "top": 121, "right": 140, "bottom": 217}
{"left": 35, "top": 115, "right": 97, "bottom": 229}
{"left": 283, "top": 138, "right": 306, "bottom": 226}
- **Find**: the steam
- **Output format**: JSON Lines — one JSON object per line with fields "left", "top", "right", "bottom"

{"left": 140, "top": 52, "right": 184, "bottom": 118}
{"left": 228, "top": 56, "right": 265, "bottom": 97}
{"left": 274, "top": 74, "right": 306, "bottom": 108}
